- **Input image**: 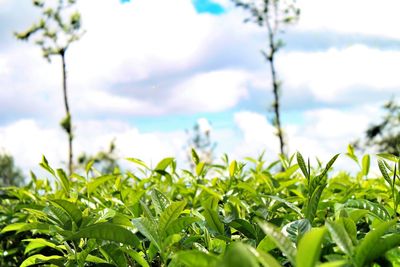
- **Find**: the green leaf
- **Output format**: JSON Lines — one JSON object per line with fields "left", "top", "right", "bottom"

{"left": 378, "top": 159, "right": 392, "bottom": 185}
{"left": 265, "top": 195, "right": 303, "bottom": 217}
{"left": 257, "top": 220, "right": 296, "bottom": 265}
{"left": 377, "top": 153, "right": 399, "bottom": 162}
{"left": 67, "top": 222, "right": 140, "bottom": 246}
{"left": 318, "top": 260, "right": 348, "bottom": 267}
{"left": 361, "top": 154, "right": 370, "bottom": 176}
{"left": 250, "top": 248, "right": 282, "bottom": 267}
{"left": 23, "top": 238, "right": 63, "bottom": 255}
{"left": 297, "top": 152, "right": 309, "bottom": 180}
{"left": 362, "top": 233, "right": 400, "bottom": 265}
{"left": 159, "top": 200, "right": 187, "bottom": 234}
{"left": 196, "top": 161, "right": 206, "bottom": 176}
{"left": 39, "top": 155, "right": 55, "bottom": 177}
{"left": 305, "top": 184, "right": 325, "bottom": 222}
{"left": 155, "top": 157, "right": 174, "bottom": 171}
{"left": 101, "top": 244, "right": 127, "bottom": 267}
{"left": 344, "top": 199, "right": 390, "bottom": 220}
{"left": 166, "top": 216, "right": 199, "bottom": 236}
{"left": 219, "top": 242, "right": 258, "bottom": 267}
{"left": 170, "top": 250, "right": 219, "bottom": 267}
{"left": 20, "top": 254, "right": 63, "bottom": 267}
{"left": 132, "top": 217, "right": 161, "bottom": 251}
{"left": 296, "top": 227, "right": 326, "bottom": 267}
{"left": 122, "top": 249, "right": 150, "bottom": 267}
{"left": 325, "top": 220, "right": 354, "bottom": 256}
{"left": 50, "top": 199, "right": 82, "bottom": 227}
{"left": 1, "top": 222, "right": 50, "bottom": 234}
{"left": 87, "top": 174, "right": 115, "bottom": 194}
{"left": 203, "top": 208, "right": 225, "bottom": 236}
{"left": 191, "top": 148, "right": 200, "bottom": 165}
{"left": 355, "top": 219, "right": 397, "bottom": 267}
{"left": 56, "top": 168, "right": 70, "bottom": 195}
{"left": 229, "top": 160, "right": 237, "bottom": 177}
{"left": 284, "top": 219, "right": 311, "bottom": 244}
{"left": 229, "top": 219, "right": 257, "bottom": 239}
{"left": 126, "top": 157, "right": 150, "bottom": 170}
{"left": 151, "top": 189, "right": 170, "bottom": 215}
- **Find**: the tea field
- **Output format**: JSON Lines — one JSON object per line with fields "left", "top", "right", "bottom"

{"left": 1, "top": 150, "right": 400, "bottom": 267}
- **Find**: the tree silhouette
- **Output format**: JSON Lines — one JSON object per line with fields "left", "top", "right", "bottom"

{"left": 232, "top": 0, "right": 299, "bottom": 156}
{"left": 15, "top": 0, "right": 84, "bottom": 175}
{"left": 0, "top": 153, "right": 24, "bottom": 187}
{"left": 360, "top": 99, "right": 400, "bottom": 156}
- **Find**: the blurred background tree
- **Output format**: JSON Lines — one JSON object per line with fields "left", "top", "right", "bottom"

{"left": 15, "top": 0, "right": 85, "bottom": 175}
{"left": 357, "top": 99, "right": 400, "bottom": 156}
{"left": 0, "top": 153, "right": 24, "bottom": 187}
{"left": 77, "top": 140, "right": 120, "bottom": 174}
{"left": 232, "top": 0, "right": 300, "bottom": 157}
{"left": 186, "top": 118, "right": 217, "bottom": 169}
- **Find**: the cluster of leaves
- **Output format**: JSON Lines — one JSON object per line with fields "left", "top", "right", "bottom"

{"left": 1, "top": 150, "right": 400, "bottom": 266}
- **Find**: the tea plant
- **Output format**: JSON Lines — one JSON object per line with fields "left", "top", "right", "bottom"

{"left": 1, "top": 151, "right": 400, "bottom": 266}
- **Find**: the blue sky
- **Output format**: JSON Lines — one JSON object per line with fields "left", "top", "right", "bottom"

{"left": 0, "top": 0, "right": 399, "bottom": 173}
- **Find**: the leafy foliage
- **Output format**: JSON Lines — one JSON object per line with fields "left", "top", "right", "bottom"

{"left": 1, "top": 151, "right": 400, "bottom": 266}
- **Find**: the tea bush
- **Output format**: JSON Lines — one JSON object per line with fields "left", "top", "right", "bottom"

{"left": 1, "top": 150, "right": 400, "bottom": 267}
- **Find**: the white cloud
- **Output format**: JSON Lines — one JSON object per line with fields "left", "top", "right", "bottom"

{"left": 168, "top": 69, "right": 249, "bottom": 112}
{"left": 0, "top": 120, "right": 66, "bottom": 171}
{"left": 278, "top": 45, "right": 400, "bottom": 102}
{"left": 0, "top": 119, "right": 187, "bottom": 174}
{"left": 296, "top": 0, "right": 400, "bottom": 40}
{"left": 69, "top": 0, "right": 215, "bottom": 85}
{"left": 232, "top": 111, "right": 280, "bottom": 158}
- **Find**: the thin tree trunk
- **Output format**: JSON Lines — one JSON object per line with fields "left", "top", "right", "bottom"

{"left": 265, "top": 22, "right": 285, "bottom": 157}
{"left": 268, "top": 51, "right": 285, "bottom": 156}
{"left": 61, "top": 50, "right": 73, "bottom": 175}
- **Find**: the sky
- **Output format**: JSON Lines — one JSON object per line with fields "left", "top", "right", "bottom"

{"left": 0, "top": 0, "right": 399, "bottom": 174}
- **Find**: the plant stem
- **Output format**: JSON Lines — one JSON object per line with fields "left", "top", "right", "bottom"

{"left": 61, "top": 50, "right": 73, "bottom": 175}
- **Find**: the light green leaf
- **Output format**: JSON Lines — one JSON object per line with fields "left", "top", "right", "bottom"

{"left": 23, "top": 238, "right": 63, "bottom": 255}
{"left": 203, "top": 208, "right": 225, "bottom": 236}
{"left": 296, "top": 227, "right": 326, "bottom": 267}
{"left": 229, "top": 219, "right": 257, "bottom": 239}
{"left": 87, "top": 175, "right": 115, "bottom": 194}
{"left": 50, "top": 199, "right": 82, "bottom": 227}
{"left": 132, "top": 217, "right": 161, "bottom": 251}
{"left": 296, "top": 152, "right": 309, "bottom": 180}
{"left": 166, "top": 216, "right": 200, "bottom": 236}
{"left": 159, "top": 200, "right": 187, "bottom": 234}
{"left": 284, "top": 219, "right": 311, "bottom": 244}
{"left": 20, "top": 254, "right": 63, "bottom": 267}
{"left": 155, "top": 157, "right": 174, "bottom": 171}
{"left": 257, "top": 220, "right": 296, "bottom": 265}
{"left": 126, "top": 157, "right": 150, "bottom": 170}
{"left": 265, "top": 195, "right": 303, "bottom": 217}
{"left": 378, "top": 159, "right": 392, "bottom": 185}
{"left": 355, "top": 219, "right": 397, "bottom": 267}
{"left": 56, "top": 168, "right": 70, "bottom": 195}
{"left": 170, "top": 250, "right": 219, "bottom": 267}
{"left": 100, "top": 244, "right": 127, "bottom": 267}
{"left": 344, "top": 199, "right": 390, "bottom": 220}
{"left": 67, "top": 222, "right": 140, "bottom": 246}
{"left": 220, "top": 242, "right": 259, "bottom": 267}
{"left": 325, "top": 220, "right": 354, "bottom": 256}
{"left": 196, "top": 161, "right": 206, "bottom": 176}
{"left": 39, "top": 155, "right": 56, "bottom": 177}
{"left": 229, "top": 160, "right": 237, "bottom": 177}
{"left": 191, "top": 148, "right": 200, "bottom": 165}
{"left": 250, "top": 247, "right": 282, "bottom": 267}
{"left": 361, "top": 154, "right": 370, "bottom": 176}
{"left": 122, "top": 249, "right": 150, "bottom": 267}
{"left": 151, "top": 189, "right": 170, "bottom": 215}
{"left": 377, "top": 153, "right": 399, "bottom": 162}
